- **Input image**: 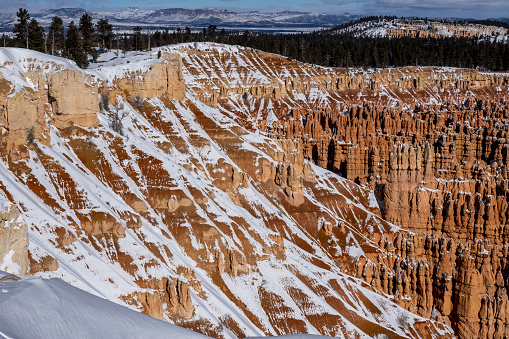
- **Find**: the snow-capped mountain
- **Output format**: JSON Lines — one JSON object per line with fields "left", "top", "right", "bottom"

{"left": 0, "top": 7, "right": 360, "bottom": 32}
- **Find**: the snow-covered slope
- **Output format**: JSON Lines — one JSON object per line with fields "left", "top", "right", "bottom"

{"left": 0, "top": 271, "right": 209, "bottom": 339}
{"left": 0, "top": 45, "right": 457, "bottom": 338}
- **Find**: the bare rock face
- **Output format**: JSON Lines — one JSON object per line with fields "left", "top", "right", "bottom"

{"left": 253, "top": 69, "right": 509, "bottom": 337}
{"left": 80, "top": 212, "right": 126, "bottom": 238}
{"left": 0, "top": 85, "right": 41, "bottom": 148}
{"left": 136, "top": 291, "right": 164, "bottom": 320}
{"left": 47, "top": 69, "right": 99, "bottom": 128}
{"left": 55, "top": 227, "right": 77, "bottom": 247}
{"left": 161, "top": 53, "right": 186, "bottom": 100}
{"left": 166, "top": 278, "right": 194, "bottom": 319}
{"left": 0, "top": 199, "right": 28, "bottom": 275}
{"left": 29, "top": 253, "right": 59, "bottom": 274}
{"left": 115, "top": 53, "right": 185, "bottom": 100}
{"left": 384, "top": 20, "right": 508, "bottom": 39}
{"left": 0, "top": 58, "right": 101, "bottom": 152}
{"left": 383, "top": 144, "right": 433, "bottom": 232}
{"left": 1, "top": 90, "right": 39, "bottom": 132}
{"left": 226, "top": 249, "right": 248, "bottom": 276}
{"left": 272, "top": 140, "right": 312, "bottom": 206}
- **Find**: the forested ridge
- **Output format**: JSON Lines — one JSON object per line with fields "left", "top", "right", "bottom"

{"left": 6, "top": 9, "right": 509, "bottom": 71}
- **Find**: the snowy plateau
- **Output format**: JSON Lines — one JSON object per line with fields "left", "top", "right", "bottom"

{"left": 331, "top": 18, "right": 509, "bottom": 42}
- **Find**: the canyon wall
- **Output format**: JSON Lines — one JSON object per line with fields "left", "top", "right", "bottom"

{"left": 0, "top": 46, "right": 452, "bottom": 338}
{"left": 173, "top": 44, "right": 509, "bottom": 338}
{"left": 261, "top": 63, "right": 509, "bottom": 339}
{"left": 114, "top": 53, "right": 185, "bottom": 100}
{"left": 5, "top": 44, "right": 508, "bottom": 338}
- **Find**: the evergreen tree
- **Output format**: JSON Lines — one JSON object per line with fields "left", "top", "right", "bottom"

{"left": 13, "top": 8, "right": 30, "bottom": 49}
{"left": 48, "top": 16, "right": 65, "bottom": 55}
{"left": 185, "top": 27, "right": 191, "bottom": 41}
{"left": 65, "top": 21, "right": 88, "bottom": 68}
{"left": 133, "top": 26, "right": 142, "bottom": 51}
{"left": 79, "top": 13, "right": 97, "bottom": 61}
{"left": 153, "top": 30, "right": 162, "bottom": 47}
{"left": 219, "top": 28, "right": 226, "bottom": 43}
{"left": 97, "top": 19, "right": 113, "bottom": 52}
{"left": 121, "top": 34, "right": 131, "bottom": 55}
{"left": 207, "top": 25, "right": 217, "bottom": 41}
{"left": 27, "top": 18, "right": 45, "bottom": 52}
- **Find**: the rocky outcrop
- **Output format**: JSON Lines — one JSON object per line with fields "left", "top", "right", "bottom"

{"left": 270, "top": 140, "right": 314, "bottom": 206}
{"left": 166, "top": 278, "right": 194, "bottom": 319}
{"left": 47, "top": 69, "right": 99, "bottom": 128}
{"left": 0, "top": 86, "right": 42, "bottom": 148}
{"left": 355, "top": 231, "right": 509, "bottom": 339}
{"left": 79, "top": 212, "right": 126, "bottom": 238}
{"left": 386, "top": 21, "right": 508, "bottom": 39}
{"left": 0, "top": 199, "right": 28, "bottom": 275}
{"left": 136, "top": 290, "right": 164, "bottom": 320}
{"left": 115, "top": 53, "right": 185, "bottom": 100}
{"left": 29, "top": 253, "right": 59, "bottom": 274}
{"left": 0, "top": 46, "right": 468, "bottom": 339}
{"left": 0, "top": 62, "right": 100, "bottom": 151}
{"left": 253, "top": 73, "right": 509, "bottom": 338}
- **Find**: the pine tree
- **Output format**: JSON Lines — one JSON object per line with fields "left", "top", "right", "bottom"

{"left": 185, "top": 27, "right": 191, "bottom": 42}
{"left": 65, "top": 21, "right": 88, "bottom": 68}
{"left": 27, "top": 18, "right": 45, "bottom": 52}
{"left": 133, "top": 26, "right": 142, "bottom": 51}
{"left": 207, "top": 25, "right": 216, "bottom": 41}
{"left": 48, "top": 16, "right": 65, "bottom": 55}
{"left": 97, "top": 19, "right": 113, "bottom": 53}
{"left": 219, "top": 28, "right": 226, "bottom": 43}
{"left": 121, "top": 34, "right": 131, "bottom": 55}
{"left": 79, "top": 13, "right": 97, "bottom": 61}
{"left": 13, "top": 8, "right": 30, "bottom": 49}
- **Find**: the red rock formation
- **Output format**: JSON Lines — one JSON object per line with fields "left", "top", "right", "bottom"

{"left": 176, "top": 44, "right": 509, "bottom": 338}
{"left": 6, "top": 45, "right": 506, "bottom": 339}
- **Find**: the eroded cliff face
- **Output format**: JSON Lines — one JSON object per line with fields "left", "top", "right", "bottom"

{"left": 0, "top": 44, "right": 467, "bottom": 339}
{"left": 113, "top": 53, "right": 185, "bottom": 100}
{"left": 334, "top": 18, "right": 508, "bottom": 40}
{"left": 166, "top": 43, "right": 509, "bottom": 338}
{"left": 0, "top": 49, "right": 101, "bottom": 154}
{"left": 47, "top": 69, "right": 100, "bottom": 128}
{"left": 0, "top": 195, "right": 28, "bottom": 275}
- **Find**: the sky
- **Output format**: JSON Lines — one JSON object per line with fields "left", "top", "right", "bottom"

{"left": 4, "top": 0, "right": 509, "bottom": 19}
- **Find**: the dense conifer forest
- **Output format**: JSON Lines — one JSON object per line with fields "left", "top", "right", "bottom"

{"left": 5, "top": 9, "right": 509, "bottom": 71}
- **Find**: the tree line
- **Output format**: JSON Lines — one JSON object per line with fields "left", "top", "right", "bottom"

{"left": 5, "top": 9, "right": 509, "bottom": 72}
{"left": 8, "top": 8, "right": 113, "bottom": 68}
{"left": 222, "top": 32, "right": 509, "bottom": 71}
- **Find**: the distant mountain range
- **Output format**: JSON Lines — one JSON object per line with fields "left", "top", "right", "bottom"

{"left": 0, "top": 7, "right": 362, "bottom": 32}
{"left": 1, "top": 8, "right": 507, "bottom": 34}
{"left": 497, "top": 17, "right": 509, "bottom": 25}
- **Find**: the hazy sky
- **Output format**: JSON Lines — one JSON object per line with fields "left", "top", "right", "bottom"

{"left": 5, "top": 0, "right": 508, "bottom": 19}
